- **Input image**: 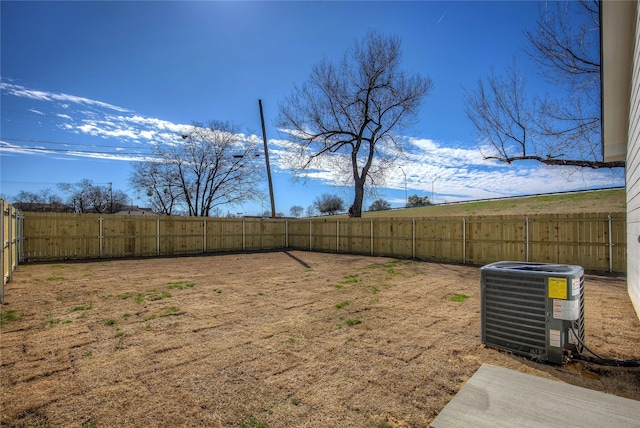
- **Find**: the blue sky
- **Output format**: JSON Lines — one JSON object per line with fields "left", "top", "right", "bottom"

{"left": 1, "top": 1, "right": 624, "bottom": 216}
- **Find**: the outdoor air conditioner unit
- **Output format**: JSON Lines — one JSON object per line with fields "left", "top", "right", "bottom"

{"left": 480, "top": 261, "right": 584, "bottom": 364}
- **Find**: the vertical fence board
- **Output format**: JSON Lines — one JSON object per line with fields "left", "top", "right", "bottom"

{"left": 311, "top": 220, "right": 338, "bottom": 252}
{"left": 205, "top": 219, "right": 224, "bottom": 251}
{"left": 260, "top": 219, "right": 284, "bottom": 249}
{"left": 104, "top": 216, "right": 159, "bottom": 257}
{"left": 158, "top": 216, "right": 203, "bottom": 255}
{"left": 287, "top": 221, "right": 311, "bottom": 250}
{"left": 528, "top": 214, "right": 557, "bottom": 264}
{"left": 337, "top": 219, "right": 370, "bottom": 255}
{"left": 611, "top": 216, "right": 627, "bottom": 272}
{"left": 245, "top": 219, "right": 266, "bottom": 250}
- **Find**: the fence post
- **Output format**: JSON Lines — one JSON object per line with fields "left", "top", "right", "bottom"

{"left": 608, "top": 215, "right": 613, "bottom": 273}
{"left": 412, "top": 218, "right": 416, "bottom": 259}
{"left": 18, "top": 211, "right": 24, "bottom": 263}
{"left": 370, "top": 220, "right": 374, "bottom": 256}
{"left": 156, "top": 217, "right": 160, "bottom": 256}
{"left": 525, "top": 216, "right": 529, "bottom": 262}
{"left": 7, "top": 204, "right": 13, "bottom": 284}
{"left": 99, "top": 216, "right": 103, "bottom": 258}
{"left": 462, "top": 218, "right": 466, "bottom": 264}
{"left": 1, "top": 202, "right": 5, "bottom": 304}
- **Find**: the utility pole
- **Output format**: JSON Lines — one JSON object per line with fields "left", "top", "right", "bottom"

{"left": 399, "top": 166, "right": 407, "bottom": 207}
{"left": 259, "top": 99, "right": 276, "bottom": 218}
{"left": 431, "top": 176, "right": 438, "bottom": 204}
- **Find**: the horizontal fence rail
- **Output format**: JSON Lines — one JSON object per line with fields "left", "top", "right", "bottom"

{"left": 21, "top": 212, "right": 627, "bottom": 273}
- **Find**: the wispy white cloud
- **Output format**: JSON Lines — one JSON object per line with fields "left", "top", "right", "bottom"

{"left": 390, "top": 139, "right": 624, "bottom": 202}
{"left": 270, "top": 135, "right": 625, "bottom": 202}
{"left": 1, "top": 82, "right": 132, "bottom": 113}
{"left": 0, "top": 140, "right": 147, "bottom": 162}
{"left": 63, "top": 114, "right": 191, "bottom": 146}
{"left": 76, "top": 122, "right": 139, "bottom": 140}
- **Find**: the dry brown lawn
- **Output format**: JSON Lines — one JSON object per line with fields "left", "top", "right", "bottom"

{"left": 1, "top": 251, "right": 638, "bottom": 427}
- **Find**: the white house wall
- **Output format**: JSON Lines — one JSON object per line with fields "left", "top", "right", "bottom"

{"left": 628, "top": 4, "right": 640, "bottom": 319}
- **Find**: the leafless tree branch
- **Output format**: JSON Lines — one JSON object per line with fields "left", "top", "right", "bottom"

{"left": 277, "top": 30, "right": 432, "bottom": 217}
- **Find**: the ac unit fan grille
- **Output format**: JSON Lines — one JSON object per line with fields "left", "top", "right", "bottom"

{"left": 483, "top": 271, "right": 547, "bottom": 356}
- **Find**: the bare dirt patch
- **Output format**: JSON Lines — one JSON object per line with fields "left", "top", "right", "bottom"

{"left": 1, "top": 251, "right": 638, "bottom": 427}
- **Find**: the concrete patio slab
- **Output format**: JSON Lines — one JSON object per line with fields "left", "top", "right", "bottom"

{"left": 430, "top": 364, "right": 640, "bottom": 428}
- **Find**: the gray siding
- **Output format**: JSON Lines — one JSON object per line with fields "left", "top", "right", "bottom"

{"left": 628, "top": 7, "right": 640, "bottom": 318}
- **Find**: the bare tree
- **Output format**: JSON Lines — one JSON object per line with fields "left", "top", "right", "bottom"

{"left": 306, "top": 205, "right": 317, "bottom": 217}
{"left": 130, "top": 160, "right": 182, "bottom": 215}
{"left": 369, "top": 199, "right": 391, "bottom": 211}
{"left": 14, "top": 191, "right": 45, "bottom": 211}
{"left": 12, "top": 189, "right": 67, "bottom": 212}
{"left": 58, "top": 179, "right": 128, "bottom": 213}
{"left": 290, "top": 205, "right": 304, "bottom": 218}
{"left": 407, "top": 194, "right": 431, "bottom": 208}
{"left": 313, "top": 193, "right": 345, "bottom": 216}
{"left": 131, "top": 121, "right": 263, "bottom": 217}
{"left": 464, "top": 0, "right": 623, "bottom": 169}
{"left": 277, "top": 30, "right": 432, "bottom": 217}
{"left": 526, "top": 0, "right": 600, "bottom": 88}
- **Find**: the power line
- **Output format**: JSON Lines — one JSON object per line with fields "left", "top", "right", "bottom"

{"left": 0, "top": 145, "right": 151, "bottom": 157}
{"left": 2, "top": 180, "right": 112, "bottom": 186}
{"left": 1, "top": 137, "right": 155, "bottom": 151}
{"left": 0, "top": 108, "right": 72, "bottom": 120}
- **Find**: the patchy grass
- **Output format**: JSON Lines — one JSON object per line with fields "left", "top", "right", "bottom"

{"left": 335, "top": 301, "right": 350, "bottom": 309}
{"left": 340, "top": 275, "right": 359, "bottom": 284}
{"left": 47, "top": 318, "right": 71, "bottom": 326}
{"left": 0, "top": 310, "right": 24, "bottom": 327}
{"left": 238, "top": 417, "right": 267, "bottom": 428}
{"left": 145, "top": 306, "right": 181, "bottom": 321}
{"left": 146, "top": 291, "right": 172, "bottom": 301}
{"left": 110, "top": 290, "right": 172, "bottom": 304}
{"left": 70, "top": 304, "right": 93, "bottom": 312}
{"left": 449, "top": 293, "right": 470, "bottom": 302}
{"left": 336, "top": 274, "right": 359, "bottom": 289}
{"left": 167, "top": 281, "right": 196, "bottom": 290}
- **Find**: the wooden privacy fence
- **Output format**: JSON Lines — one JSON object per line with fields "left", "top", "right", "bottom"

{"left": 2, "top": 200, "right": 23, "bottom": 304}
{"left": 21, "top": 211, "right": 626, "bottom": 273}
{"left": 22, "top": 212, "right": 286, "bottom": 260}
